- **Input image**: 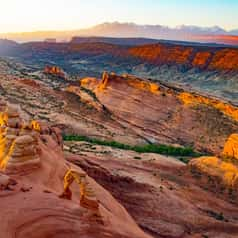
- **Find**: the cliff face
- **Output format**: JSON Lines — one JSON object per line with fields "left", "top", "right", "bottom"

{"left": 129, "top": 44, "right": 238, "bottom": 71}
{"left": 5, "top": 41, "right": 238, "bottom": 72}
{"left": 3, "top": 40, "right": 237, "bottom": 105}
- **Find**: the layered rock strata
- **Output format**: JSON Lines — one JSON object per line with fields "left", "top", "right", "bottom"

{"left": 0, "top": 101, "right": 40, "bottom": 171}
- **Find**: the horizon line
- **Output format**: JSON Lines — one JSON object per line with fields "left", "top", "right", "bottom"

{"left": 0, "top": 21, "right": 237, "bottom": 35}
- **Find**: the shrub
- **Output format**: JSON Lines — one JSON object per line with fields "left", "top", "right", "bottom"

{"left": 63, "top": 134, "right": 202, "bottom": 160}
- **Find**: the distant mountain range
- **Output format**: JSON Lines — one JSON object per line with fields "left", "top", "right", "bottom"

{"left": 1, "top": 22, "right": 238, "bottom": 45}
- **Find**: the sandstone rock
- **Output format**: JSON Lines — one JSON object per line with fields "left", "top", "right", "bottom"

{"left": 222, "top": 134, "right": 238, "bottom": 159}
{"left": 0, "top": 133, "right": 151, "bottom": 238}
{"left": 15, "top": 135, "right": 35, "bottom": 145}
{"left": 178, "top": 92, "right": 238, "bottom": 121}
{"left": 0, "top": 105, "right": 41, "bottom": 171}
{"left": 6, "top": 135, "right": 39, "bottom": 167}
{"left": 6, "top": 105, "right": 20, "bottom": 118}
{"left": 0, "top": 99, "right": 7, "bottom": 112}
{"left": 98, "top": 71, "right": 110, "bottom": 90}
{"left": 0, "top": 173, "right": 10, "bottom": 188}
{"left": 188, "top": 133, "right": 238, "bottom": 200}
{"left": 44, "top": 65, "right": 66, "bottom": 79}
{"left": 189, "top": 156, "right": 238, "bottom": 188}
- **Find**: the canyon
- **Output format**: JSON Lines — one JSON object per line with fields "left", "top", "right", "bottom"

{"left": 0, "top": 38, "right": 237, "bottom": 105}
{"left": 0, "top": 38, "right": 237, "bottom": 237}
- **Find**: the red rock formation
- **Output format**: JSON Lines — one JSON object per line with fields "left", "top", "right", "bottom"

{"left": 178, "top": 92, "right": 238, "bottom": 121}
{"left": 67, "top": 145, "right": 238, "bottom": 238}
{"left": 192, "top": 51, "right": 211, "bottom": 68}
{"left": 208, "top": 49, "right": 238, "bottom": 71}
{"left": 129, "top": 43, "right": 238, "bottom": 71}
{"left": 129, "top": 44, "right": 194, "bottom": 65}
{"left": 189, "top": 134, "right": 238, "bottom": 199}
{"left": 222, "top": 134, "right": 238, "bottom": 159}
{"left": 0, "top": 101, "right": 151, "bottom": 238}
{"left": 81, "top": 73, "right": 238, "bottom": 154}
{"left": 44, "top": 65, "right": 66, "bottom": 79}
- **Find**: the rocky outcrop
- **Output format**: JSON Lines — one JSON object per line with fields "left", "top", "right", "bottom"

{"left": 0, "top": 102, "right": 40, "bottom": 171}
{"left": 222, "top": 134, "right": 238, "bottom": 159}
{"left": 189, "top": 134, "right": 238, "bottom": 200}
{"left": 178, "top": 92, "right": 238, "bottom": 121}
{"left": 6, "top": 134, "right": 40, "bottom": 170}
{"left": 65, "top": 85, "right": 104, "bottom": 112}
{"left": 66, "top": 142, "right": 238, "bottom": 238}
{"left": 44, "top": 65, "right": 66, "bottom": 79}
{"left": 81, "top": 73, "right": 238, "bottom": 154}
{"left": 189, "top": 156, "right": 238, "bottom": 191}
{"left": 97, "top": 72, "right": 160, "bottom": 94}
{"left": 98, "top": 71, "right": 110, "bottom": 90}
{"left": 0, "top": 102, "right": 151, "bottom": 238}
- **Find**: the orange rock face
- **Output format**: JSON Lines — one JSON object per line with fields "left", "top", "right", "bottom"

{"left": 189, "top": 134, "right": 238, "bottom": 199}
{"left": 222, "top": 134, "right": 238, "bottom": 159}
{"left": 129, "top": 43, "right": 238, "bottom": 71}
{"left": 192, "top": 51, "right": 211, "bottom": 68}
{"left": 209, "top": 49, "right": 238, "bottom": 71}
{"left": 97, "top": 72, "right": 160, "bottom": 94}
{"left": 189, "top": 156, "right": 238, "bottom": 188}
{"left": 0, "top": 103, "right": 41, "bottom": 171}
{"left": 129, "top": 44, "right": 194, "bottom": 65}
{"left": 178, "top": 92, "right": 238, "bottom": 121}
{"left": 44, "top": 65, "right": 66, "bottom": 78}
{"left": 67, "top": 144, "right": 238, "bottom": 238}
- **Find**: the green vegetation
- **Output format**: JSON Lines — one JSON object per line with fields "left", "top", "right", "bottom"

{"left": 80, "top": 86, "right": 99, "bottom": 102}
{"left": 63, "top": 134, "right": 202, "bottom": 159}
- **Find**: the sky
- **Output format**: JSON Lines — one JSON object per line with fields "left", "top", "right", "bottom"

{"left": 0, "top": 0, "right": 237, "bottom": 33}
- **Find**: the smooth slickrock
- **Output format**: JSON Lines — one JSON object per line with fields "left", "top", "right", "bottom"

{"left": 81, "top": 73, "right": 238, "bottom": 154}
{"left": 0, "top": 126, "right": 151, "bottom": 238}
{"left": 66, "top": 141, "right": 238, "bottom": 238}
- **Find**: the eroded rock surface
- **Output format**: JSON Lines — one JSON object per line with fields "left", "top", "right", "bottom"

{"left": 222, "top": 134, "right": 238, "bottom": 159}
{"left": 0, "top": 102, "right": 40, "bottom": 171}
{"left": 81, "top": 73, "right": 238, "bottom": 154}
{"left": 0, "top": 102, "right": 151, "bottom": 238}
{"left": 189, "top": 134, "right": 238, "bottom": 201}
{"left": 66, "top": 141, "right": 238, "bottom": 238}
